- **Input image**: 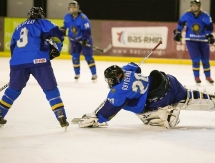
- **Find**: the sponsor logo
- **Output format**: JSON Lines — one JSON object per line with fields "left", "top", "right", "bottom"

{"left": 112, "top": 27, "right": 168, "bottom": 49}
{"left": 33, "top": 58, "right": 47, "bottom": 64}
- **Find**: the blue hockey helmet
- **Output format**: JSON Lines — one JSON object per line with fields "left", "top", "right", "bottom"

{"left": 190, "top": 0, "right": 201, "bottom": 7}
{"left": 28, "top": 7, "right": 45, "bottom": 19}
{"left": 104, "top": 65, "right": 124, "bottom": 88}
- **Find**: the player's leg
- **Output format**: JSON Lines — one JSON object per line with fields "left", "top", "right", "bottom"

{"left": 82, "top": 43, "right": 97, "bottom": 82}
{"left": 31, "top": 65, "right": 69, "bottom": 128}
{"left": 177, "top": 89, "right": 215, "bottom": 111}
{"left": 138, "top": 72, "right": 187, "bottom": 128}
{"left": 71, "top": 42, "right": 81, "bottom": 81}
{"left": 137, "top": 105, "right": 180, "bottom": 129}
{"left": 0, "top": 68, "right": 29, "bottom": 126}
{"left": 200, "top": 42, "right": 214, "bottom": 83}
{"left": 186, "top": 41, "right": 202, "bottom": 83}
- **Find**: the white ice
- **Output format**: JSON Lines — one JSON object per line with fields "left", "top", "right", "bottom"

{"left": 0, "top": 57, "right": 215, "bottom": 163}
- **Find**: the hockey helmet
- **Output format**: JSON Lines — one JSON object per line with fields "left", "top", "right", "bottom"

{"left": 190, "top": 0, "right": 201, "bottom": 7}
{"left": 104, "top": 65, "right": 124, "bottom": 88}
{"left": 28, "top": 7, "right": 45, "bottom": 19}
{"left": 68, "top": 1, "right": 79, "bottom": 15}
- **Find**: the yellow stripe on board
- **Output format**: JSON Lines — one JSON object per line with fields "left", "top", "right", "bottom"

{"left": 1, "top": 52, "right": 215, "bottom": 66}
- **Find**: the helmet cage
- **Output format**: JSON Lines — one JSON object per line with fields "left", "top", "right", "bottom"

{"left": 104, "top": 65, "right": 124, "bottom": 88}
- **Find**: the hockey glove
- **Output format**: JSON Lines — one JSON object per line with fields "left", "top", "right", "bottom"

{"left": 129, "top": 62, "right": 141, "bottom": 73}
{"left": 81, "top": 39, "right": 89, "bottom": 46}
{"left": 59, "top": 27, "right": 66, "bottom": 36}
{"left": 49, "top": 45, "right": 60, "bottom": 60}
{"left": 206, "top": 34, "right": 215, "bottom": 44}
{"left": 78, "top": 113, "right": 108, "bottom": 128}
{"left": 173, "top": 29, "right": 182, "bottom": 42}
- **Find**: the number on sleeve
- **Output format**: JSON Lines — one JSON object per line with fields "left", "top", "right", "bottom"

{"left": 17, "top": 27, "right": 28, "bottom": 48}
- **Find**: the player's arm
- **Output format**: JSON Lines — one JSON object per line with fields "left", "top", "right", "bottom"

{"left": 173, "top": 12, "right": 187, "bottom": 42}
{"left": 80, "top": 16, "right": 91, "bottom": 46}
{"left": 59, "top": 15, "right": 69, "bottom": 36}
{"left": 122, "top": 62, "right": 141, "bottom": 73}
{"left": 78, "top": 98, "right": 128, "bottom": 128}
{"left": 39, "top": 20, "right": 64, "bottom": 59}
{"left": 203, "top": 14, "right": 214, "bottom": 44}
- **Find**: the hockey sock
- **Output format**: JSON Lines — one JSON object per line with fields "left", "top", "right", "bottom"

{"left": 202, "top": 62, "right": 211, "bottom": 77}
{"left": 72, "top": 53, "right": 80, "bottom": 75}
{"left": 192, "top": 61, "right": 200, "bottom": 77}
{"left": 43, "top": 87, "right": 67, "bottom": 119}
{"left": 85, "top": 55, "right": 96, "bottom": 75}
{"left": 0, "top": 87, "right": 21, "bottom": 117}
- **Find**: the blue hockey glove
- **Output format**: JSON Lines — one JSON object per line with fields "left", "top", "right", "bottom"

{"left": 206, "top": 34, "right": 215, "bottom": 44}
{"left": 173, "top": 29, "right": 181, "bottom": 42}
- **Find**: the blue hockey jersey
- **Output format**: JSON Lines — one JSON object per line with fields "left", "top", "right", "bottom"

{"left": 177, "top": 11, "right": 213, "bottom": 41}
{"left": 62, "top": 12, "right": 91, "bottom": 41}
{"left": 10, "top": 18, "right": 64, "bottom": 68}
{"left": 97, "top": 64, "right": 150, "bottom": 123}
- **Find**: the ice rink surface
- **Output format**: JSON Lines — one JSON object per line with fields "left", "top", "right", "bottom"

{"left": 0, "top": 57, "right": 215, "bottom": 163}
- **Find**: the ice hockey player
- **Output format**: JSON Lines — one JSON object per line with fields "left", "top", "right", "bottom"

{"left": 0, "top": 7, "right": 69, "bottom": 130}
{"left": 78, "top": 62, "right": 215, "bottom": 129}
{"left": 173, "top": 0, "right": 214, "bottom": 84}
{"left": 60, "top": 1, "right": 97, "bottom": 82}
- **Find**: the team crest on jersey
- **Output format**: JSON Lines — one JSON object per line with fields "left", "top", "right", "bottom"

{"left": 71, "top": 26, "right": 78, "bottom": 36}
{"left": 33, "top": 58, "right": 47, "bottom": 64}
{"left": 111, "top": 88, "right": 116, "bottom": 93}
{"left": 192, "top": 23, "right": 201, "bottom": 34}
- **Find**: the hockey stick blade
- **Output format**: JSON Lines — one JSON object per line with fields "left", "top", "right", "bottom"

{"left": 93, "top": 43, "right": 112, "bottom": 53}
{"left": 71, "top": 118, "right": 81, "bottom": 124}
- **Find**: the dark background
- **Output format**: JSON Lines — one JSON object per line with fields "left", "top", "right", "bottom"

{"left": 0, "top": 0, "right": 215, "bottom": 22}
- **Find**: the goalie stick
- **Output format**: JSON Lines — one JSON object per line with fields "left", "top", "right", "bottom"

{"left": 0, "top": 83, "right": 9, "bottom": 92}
{"left": 66, "top": 36, "right": 112, "bottom": 53}
{"left": 71, "top": 40, "right": 162, "bottom": 124}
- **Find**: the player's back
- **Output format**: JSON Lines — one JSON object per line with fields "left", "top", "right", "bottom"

{"left": 10, "top": 19, "right": 55, "bottom": 67}
{"left": 108, "top": 71, "right": 149, "bottom": 113}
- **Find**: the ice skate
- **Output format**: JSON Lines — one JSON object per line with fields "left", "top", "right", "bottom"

{"left": 195, "top": 77, "right": 201, "bottom": 84}
{"left": 206, "top": 77, "right": 214, "bottom": 84}
{"left": 92, "top": 74, "right": 97, "bottom": 83}
{"left": 0, "top": 116, "right": 7, "bottom": 127}
{"left": 57, "top": 111, "right": 69, "bottom": 132}
{"left": 74, "top": 75, "right": 80, "bottom": 82}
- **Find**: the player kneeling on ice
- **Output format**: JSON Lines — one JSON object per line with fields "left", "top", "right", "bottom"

{"left": 78, "top": 62, "right": 215, "bottom": 129}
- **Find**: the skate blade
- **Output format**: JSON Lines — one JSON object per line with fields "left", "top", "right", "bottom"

{"left": 63, "top": 126, "right": 68, "bottom": 132}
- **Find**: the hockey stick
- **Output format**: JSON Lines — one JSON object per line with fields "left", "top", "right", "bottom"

{"left": 71, "top": 40, "right": 162, "bottom": 124}
{"left": 66, "top": 36, "right": 112, "bottom": 53}
{"left": 0, "top": 83, "right": 9, "bottom": 92}
{"left": 183, "top": 38, "right": 208, "bottom": 42}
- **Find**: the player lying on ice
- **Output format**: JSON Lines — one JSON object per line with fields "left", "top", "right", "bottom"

{"left": 78, "top": 62, "right": 215, "bottom": 129}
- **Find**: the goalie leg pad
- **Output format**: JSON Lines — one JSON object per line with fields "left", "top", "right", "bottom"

{"left": 137, "top": 105, "right": 180, "bottom": 129}
{"left": 177, "top": 90, "right": 215, "bottom": 111}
